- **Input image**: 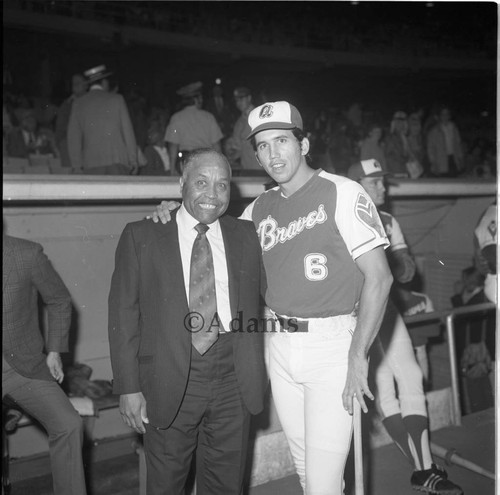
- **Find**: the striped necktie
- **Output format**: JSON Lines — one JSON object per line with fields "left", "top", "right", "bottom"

{"left": 189, "top": 223, "right": 219, "bottom": 355}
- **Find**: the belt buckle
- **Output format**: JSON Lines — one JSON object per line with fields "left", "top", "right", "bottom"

{"left": 276, "top": 315, "right": 307, "bottom": 333}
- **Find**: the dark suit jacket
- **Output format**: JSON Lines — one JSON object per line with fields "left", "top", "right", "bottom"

{"left": 108, "top": 211, "right": 268, "bottom": 429}
{"left": 68, "top": 88, "right": 138, "bottom": 171}
{"left": 3, "top": 235, "right": 72, "bottom": 381}
{"left": 139, "top": 145, "right": 169, "bottom": 176}
{"left": 6, "top": 128, "right": 34, "bottom": 158}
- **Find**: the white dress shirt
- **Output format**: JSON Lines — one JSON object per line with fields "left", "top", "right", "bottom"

{"left": 176, "top": 205, "right": 232, "bottom": 332}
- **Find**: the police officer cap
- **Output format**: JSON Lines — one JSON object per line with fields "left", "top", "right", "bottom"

{"left": 177, "top": 81, "right": 203, "bottom": 97}
{"left": 84, "top": 65, "right": 113, "bottom": 84}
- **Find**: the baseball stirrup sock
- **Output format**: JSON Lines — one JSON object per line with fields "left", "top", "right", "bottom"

{"left": 403, "top": 414, "right": 433, "bottom": 470}
{"left": 382, "top": 414, "right": 413, "bottom": 463}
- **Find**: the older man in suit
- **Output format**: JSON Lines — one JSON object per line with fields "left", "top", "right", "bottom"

{"left": 68, "top": 65, "right": 138, "bottom": 174}
{"left": 108, "top": 148, "right": 268, "bottom": 494}
{"left": 2, "top": 234, "right": 87, "bottom": 495}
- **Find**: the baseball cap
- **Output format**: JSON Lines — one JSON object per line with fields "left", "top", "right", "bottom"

{"left": 347, "top": 159, "right": 388, "bottom": 181}
{"left": 247, "top": 101, "right": 303, "bottom": 140}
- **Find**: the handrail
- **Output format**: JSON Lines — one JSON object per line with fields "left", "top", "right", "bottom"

{"left": 444, "top": 302, "right": 496, "bottom": 426}
{"left": 403, "top": 302, "right": 497, "bottom": 426}
{"left": 403, "top": 302, "right": 496, "bottom": 426}
{"left": 3, "top": 176, "right": 496, "bottom": 203}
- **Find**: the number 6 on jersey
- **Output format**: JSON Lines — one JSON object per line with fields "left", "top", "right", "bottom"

{"left": 304, "top": 253, "right": 328, "bottom": 281}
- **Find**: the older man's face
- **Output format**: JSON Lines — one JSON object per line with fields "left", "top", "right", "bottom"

{"left": 180, "top": 153, "right": 231, "bottom": 225}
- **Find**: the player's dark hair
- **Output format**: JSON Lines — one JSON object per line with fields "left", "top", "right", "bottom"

{"left": 250, "top": 127, "right": 307, "bottom": 151}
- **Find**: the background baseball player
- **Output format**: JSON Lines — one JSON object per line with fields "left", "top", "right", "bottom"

{"left": 348, "top": 158, "right": 463, "bottom": 495}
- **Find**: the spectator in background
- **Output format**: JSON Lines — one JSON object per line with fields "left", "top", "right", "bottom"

{"left": 205, "top": 83, "right": 235, "bottom": 140}
{"left": 451, "top": 266, "right": 486, "bottom": 308}
{"left": 406, "top": 112, "right": 425, "bottom": 178}
{"left": 139, "top": 122, "right": 170, "bottom": 175}
{"left": 385, "top": 110, "right": 411, "bottom": 177}
{"left": 310, "top": 108, "right": 335, "bottom": 173}
{"left": 3, "top": 233, "right": 87, "bottom": 495}
{"left": 68, "top": 65, "right": 138, "bottom": 175}
{"left": 164, "top": 81, "right": 223, "bottom": 175}
{"left": 426, "top": 105, "right": 463, "bottom": 177}
{"left": 326, "top": 108, "right": 354, "bottom": 175}
{"left": 227, "top": 86, "right": 261, "bottom": 172}
{"left": 55, "top": 73, "right": 88, "bottom": 168}
{"left": 6, "top": 108, "right": 58, "bottom": 158}
{"left": 359, "top": 121, "right": 387, "bottom": 170}
{"left": 125, "top": 88, "right": 149, "bottom": 151}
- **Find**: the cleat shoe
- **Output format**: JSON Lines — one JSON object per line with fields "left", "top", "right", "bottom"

{"left": 411, "top": 464, "right": 463, "bottom": 495}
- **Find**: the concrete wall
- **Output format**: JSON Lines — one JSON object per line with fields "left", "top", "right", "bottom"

{"left": 3, "top": 176, "right": 496, "bottom": 458}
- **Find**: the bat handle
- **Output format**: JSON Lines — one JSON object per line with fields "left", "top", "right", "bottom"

{"left": 353, "top": 398, "right": 365, "bottom": 495}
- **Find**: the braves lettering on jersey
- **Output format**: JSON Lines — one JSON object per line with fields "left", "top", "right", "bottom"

{"left": 241, "top": 170, "right": 389, "bottom": 318}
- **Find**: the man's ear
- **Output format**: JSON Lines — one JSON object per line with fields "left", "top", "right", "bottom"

{"left": 300, "top": 137, "right": 310, "bottom": 156}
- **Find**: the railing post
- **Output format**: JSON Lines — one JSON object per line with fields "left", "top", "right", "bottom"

{"left": 446, "top": 312, "right": 462, "bottom": 426}
{"left": 444, "top": 302, "right": 496, "bottom": 427}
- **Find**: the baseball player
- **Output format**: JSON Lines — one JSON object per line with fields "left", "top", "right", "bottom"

{"left": 151, "top": 101, "right": 393, "bottom": 494}
{"left": 474, "top": 201, "right": 497, "bottom": 304}
{"left": 348, "top": 159, "right": 463, "bottom": 495}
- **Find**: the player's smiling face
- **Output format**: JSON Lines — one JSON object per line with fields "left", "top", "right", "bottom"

{"left": 359, "top": 177, "right": 386, "bottom": 206}
{"left": 180, "top": 153, "right": 230, "bottom": 224}
{"left": 254, "top": 129, "right": 309, "bottom": 188}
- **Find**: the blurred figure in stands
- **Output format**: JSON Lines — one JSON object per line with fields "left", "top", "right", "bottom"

{"left": 6, "top": 108, "right": 58, "bottom": 158}
{"left": 406, "top": 112, "right": 425, "bottom": 178}
{"left": 310, "top": 108, "right": 335, "bottom": 173}
{"left": 164, "top": 81, "right": 223, "bottom": 175}
{"left": 426, "top": 105, "right": 463, "bottom": 177}
{"left": 139, "top": 122, "right": 171, "bottom": 176}
{"left": 385, "top": 110, "right": 411, "bottom": 177}
{"left": 55, "top": 73, "right": 88, "bottom": 168}
{"left": 205, "top": 83, "right": 235, "bottom": 140}
{"left": 228, "top": 86, "right": 261, "bottom": 173}
{"left": 359, "top": 121, "right": 387, "bottom": 170}
{"left": 68, "top": 65, "right": 138, "bottom": 175}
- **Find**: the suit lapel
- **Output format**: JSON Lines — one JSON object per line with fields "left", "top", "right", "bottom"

{"left": 153, "top": 211, "right": 189, "bottom": 309}
{"left": 220, "top": 216, "right": 242, "bottom": 318}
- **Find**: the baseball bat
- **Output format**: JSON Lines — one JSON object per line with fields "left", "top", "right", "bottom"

{"left": 353, "top": 399, "right": 365, "bottom": 495}
{"left": 430, "top": 442, "right": 495, "bottom": 480}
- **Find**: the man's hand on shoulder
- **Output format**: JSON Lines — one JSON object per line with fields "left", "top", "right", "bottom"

{"left": 119, "top": 392, "right": 149, "bottom": 434}
{"left": 146, "top": 200, "right": 180, "bottom": 224}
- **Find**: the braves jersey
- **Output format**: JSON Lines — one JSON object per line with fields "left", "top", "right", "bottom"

{"left": 379, "top": 211, "right": 407, "bottom": 252}
{"left": 241, "top": 170, "right": 389, "bottom": 318}
{"left": 475, "top": 203, "right": 497, "bottom": 250}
